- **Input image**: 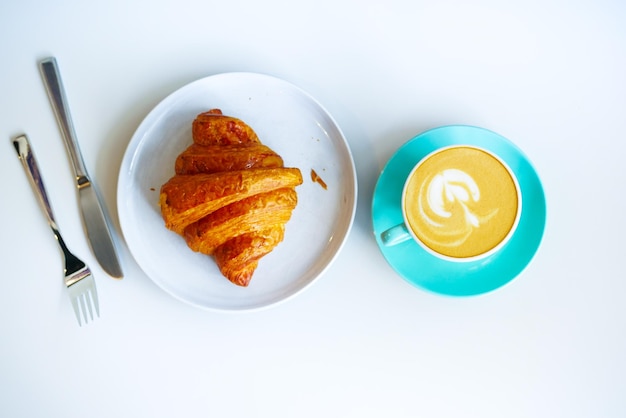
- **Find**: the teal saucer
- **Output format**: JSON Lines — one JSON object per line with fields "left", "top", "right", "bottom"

{"left": 372, "top": 125, "right": 546, "bottom": 296}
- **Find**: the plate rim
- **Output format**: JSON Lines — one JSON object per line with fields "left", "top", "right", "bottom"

{"left": 117, "top": 71, "right": 358, "bottom": 312}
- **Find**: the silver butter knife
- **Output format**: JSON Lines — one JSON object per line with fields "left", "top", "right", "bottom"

{"left": 40, "top": 57, "right": 123, "bottom": 279}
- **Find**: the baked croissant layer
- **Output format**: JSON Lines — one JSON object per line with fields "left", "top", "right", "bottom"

{"left": 175, "top": 143, "right": 284, "bottom": 175}
{"left": 183, "top": 188, "right": 298, "bottom": 256}
{"left": 159, "top": 109, "right": 302, "bottom": 286}
{"left": 192, "top": 109, "right": 260, "bottom": 145}
{"left": 160, "top": 167, "right": 302, "bottom": 235}
{"left": 214, "top": 227, "right": 286, "bottom": 287}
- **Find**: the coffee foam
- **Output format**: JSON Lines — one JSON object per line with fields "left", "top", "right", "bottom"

{"left": 404, "top": 146, "right": 519, "bottom": 259}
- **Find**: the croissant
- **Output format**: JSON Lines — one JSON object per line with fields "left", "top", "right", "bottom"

{"left": 159, "top": 109, "right": 302, "bottom": 286}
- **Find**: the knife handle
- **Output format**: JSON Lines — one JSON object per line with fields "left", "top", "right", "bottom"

{"left": 39, "top": 57, "right": 90, "bottom": 184}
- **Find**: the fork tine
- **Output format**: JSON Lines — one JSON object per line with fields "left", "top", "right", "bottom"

{"left": 88, "top": 281, "right": 100, "bottom": 317}
{"left": 79, "top": 292, "right": 89, "bottom": 324}
{"left": 81, "top": 286, "right": 94, "bottom": 322}
{"left": 70, "top": 296, "right": 82, "bottom": 326}
{"left": 84, "top": 292, "right": 94, "bottom": 321}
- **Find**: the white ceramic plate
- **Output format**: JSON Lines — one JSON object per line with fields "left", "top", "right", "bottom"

{"left": 117, "top": 72, "right": 357, "bottom": 312}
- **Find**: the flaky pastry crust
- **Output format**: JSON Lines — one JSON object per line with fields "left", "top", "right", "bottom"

{"left": 159, "top": 109, "right": 302, "bottom": 286}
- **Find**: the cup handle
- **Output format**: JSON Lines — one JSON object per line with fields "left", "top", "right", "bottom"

{"left": 380, "top": 223, "right": 412, "bottom": 246}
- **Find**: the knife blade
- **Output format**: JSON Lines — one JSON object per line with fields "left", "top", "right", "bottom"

{"left": 39, "top": 57, "right": 123, "bottom": 279}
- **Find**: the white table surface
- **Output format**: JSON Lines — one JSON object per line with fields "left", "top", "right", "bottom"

{"left": 1, "top": 1, "right": 625, "bottom": 417}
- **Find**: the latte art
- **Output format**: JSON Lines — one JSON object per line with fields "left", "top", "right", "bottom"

{"left": 404, "top": 146, "right": 519, "bottom": 259}
{"left": 418, "top": 168, "right": 498, "bottom": 247}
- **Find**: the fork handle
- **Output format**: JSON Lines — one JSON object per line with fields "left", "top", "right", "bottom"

{"left": 39, "top": 57, "right": 89, "bottom": 183}
{"left": 13, "top": 134, "right": 61, "bottom": 234}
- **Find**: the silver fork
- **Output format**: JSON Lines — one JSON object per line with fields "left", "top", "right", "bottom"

{"left": 13, "top": 134, "right": 99, "bottom": 326}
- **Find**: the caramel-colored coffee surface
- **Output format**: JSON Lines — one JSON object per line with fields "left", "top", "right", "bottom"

{"left": 404, "top": 146, "right": 519, "bottom": 258}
